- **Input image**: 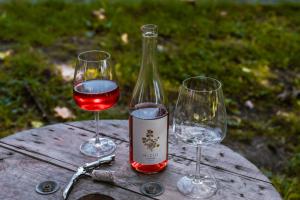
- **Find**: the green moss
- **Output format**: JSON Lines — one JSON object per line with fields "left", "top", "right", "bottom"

{"left": 272, "top": 175, "right": 300, "bottom": 200}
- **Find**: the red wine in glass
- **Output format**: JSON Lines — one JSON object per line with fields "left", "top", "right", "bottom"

{"left": 73, "top": 80, "right": 119, "bottom": 111}
{"left": 73, "top": 50, "right": 118, "bottom": 158}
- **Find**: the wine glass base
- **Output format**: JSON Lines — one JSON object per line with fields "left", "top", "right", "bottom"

{"left": 80, "top": 138, "right": 116, "bottom": 158}
{"left": 177, "top": 173, "right": 218, "bottom": 199}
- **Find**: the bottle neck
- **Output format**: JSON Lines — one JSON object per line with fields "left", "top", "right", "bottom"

{"left": 130, "top": 25, "right": 165, "bottom": 108}
{"left": 141, "top": 33, "right": 158, "bottom": 75}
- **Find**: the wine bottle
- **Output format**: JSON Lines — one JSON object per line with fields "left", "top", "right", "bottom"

{"left": 129, "top": 24, "right": 168, "bottom": 174}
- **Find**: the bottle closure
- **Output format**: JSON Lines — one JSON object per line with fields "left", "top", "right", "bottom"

{"left": 141, "top": 24, "right": 158, "bottom": 73}
{"left": 141, "top": 24, "right": 158, "bottom": 37}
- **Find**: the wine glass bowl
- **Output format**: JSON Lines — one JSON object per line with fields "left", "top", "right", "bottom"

{"left": 173, "top": 76, "right": 227, "bottom": 199}
{"left": 73, "top": 50, "right": 119, "bottom": 157}
{"left": 73, "top": 79, "right": 119, "bottom": 111}
{"left": 176, "top": 123, "right": 224, "bottom": 146}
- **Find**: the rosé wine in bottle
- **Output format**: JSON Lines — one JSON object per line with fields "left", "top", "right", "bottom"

{"left": 129, "top": 24, "right": 168, "bottom": 174}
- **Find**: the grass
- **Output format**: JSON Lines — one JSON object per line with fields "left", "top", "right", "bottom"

{"left": 0, "top": 0, "right": 299, "bottom": 199}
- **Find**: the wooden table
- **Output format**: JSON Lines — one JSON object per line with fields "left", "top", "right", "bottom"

{"left": 0, "top": 120, "right": 281, "bottom": 200}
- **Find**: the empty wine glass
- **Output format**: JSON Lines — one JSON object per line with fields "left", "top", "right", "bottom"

{"left": 73, "top": 50, "right": 119, "bottom": 157}
{"left": 173, "top": 76, "right": 227, "bottom": 198}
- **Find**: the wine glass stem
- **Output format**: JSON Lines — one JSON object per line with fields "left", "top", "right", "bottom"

{"left": 194, "top": 144, "right": 202, "bottom": 183}
{"left": 95, "top": 111, "right": 100, "bottom": 145}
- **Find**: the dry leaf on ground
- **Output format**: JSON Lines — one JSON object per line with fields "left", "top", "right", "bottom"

{"left": 56, "top": 63, "right": 74, "bottom": 81}
{"left": 31, "top": 121, "right": 44, "bottom": 128}
{"left": 220, "top": 11, "right": 228, "bottom": 16}
{"left": 54, "top": 106, "right": 75, "bottom": 119}
{"left": 121, "top": 33, "right": 128, "bottom": 44}
{"left": 242, "top": 67, "right": 251, "bottom": 73}
{"left": 157, "top": 45, "right": 165, "bottom": 52}
{"left": 0, "top": 49, "right": 12, "bottom": 60}
{"left": 245, "top": 100, "right": 254, "bottom": 109}
{"left": 92, "top": 8, "right": 106, "bottom": 21}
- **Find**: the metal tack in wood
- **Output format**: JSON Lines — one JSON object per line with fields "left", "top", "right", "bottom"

{"left": 35, "top": 180, "right": 60, "bottom": 195}
{"left": 140, "top": 182, "right": 165, "bottom": 197}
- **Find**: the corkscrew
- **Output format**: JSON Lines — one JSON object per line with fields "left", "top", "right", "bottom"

{"left": 62, "top": 154, "right": 115, "bottom": 200}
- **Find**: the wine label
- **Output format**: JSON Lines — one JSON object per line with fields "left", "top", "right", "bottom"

{"left": 132, "top": 115, "right": 168, "bottom": 164}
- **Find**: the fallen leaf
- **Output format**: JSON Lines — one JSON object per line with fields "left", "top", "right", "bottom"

{"left": 92, "top": 8, "right": 106, "bottom": 21}
{"left": 259, "top": 79, "right": 270, "bottom": 87}
{"left": 54, "top": 106, "right": 75, "bottom": 119}
{"left": 121, "top": 33, "right": 128, "bottom": 44}
{"left": 276, "top": 111, "right": 289, "bottom": 118}
{"left": 31, "top": 121, "right": 44, "bottom": 128}
{"left": 56, "top": 64, "right": 74, "bottom": 81}
{"left": 193, "top": 113, "right": 200, "bottom": 120}
{"left": 242, "top": 67, "right": 251, "bottom": 73}
{"left": 157, "top": 44, "right": 165, "bottom": 52}
{"left": 253, "top": 64, "right": 275, "bottom": 87}
{"left": 245, "top": 100, "right": 254, "bottom": 109}
{"left": 0, "top": 49, "right": 12, "bottom": 60}
{"left": 220, "top": 11, "right": 227, "bottom": 17}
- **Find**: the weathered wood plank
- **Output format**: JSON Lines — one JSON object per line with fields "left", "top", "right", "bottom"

{"left": 0, "top": 142, "right": 78, "bottom": 171}
{"left": 0, "top": 122, "right": 282, "bottom": 200}
{"left": 66, "top": 120, "right": 270, "bottom": 182}
{"left": 0, "top": 146, "right": 152, "bottom": 200}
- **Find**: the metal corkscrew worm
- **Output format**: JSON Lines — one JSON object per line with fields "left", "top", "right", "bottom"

{"left": 62, "top": 154, "right": 115, "bottom": 200}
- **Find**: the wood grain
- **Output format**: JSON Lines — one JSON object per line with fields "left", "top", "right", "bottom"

{"left": 67, "top": 120, "right": 270, "bottom": 182}
{"left": 0, "top": 120, "right": 282, "bottom": 200}
{"left": 0, "top": 146, "right": 152, "bottom": 200}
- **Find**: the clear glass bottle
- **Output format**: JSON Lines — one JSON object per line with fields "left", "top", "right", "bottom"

{"left": 129, "top": 24, "right": 168, "bottom": 174}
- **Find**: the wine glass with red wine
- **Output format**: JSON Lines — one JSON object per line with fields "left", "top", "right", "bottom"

{"left": 73, "top": 50, "right": 119, "bottom": 157}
